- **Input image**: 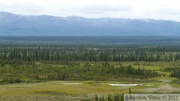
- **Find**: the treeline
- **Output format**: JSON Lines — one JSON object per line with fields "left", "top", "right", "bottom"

{"left": 0, "top": 61, "right": 159, "bottom": 83}
{"left": 0, "top": 45, "right": 180, "bottom": 62}
{"left": 95, "top": 94, "right": 124, "bottom": 101}
{"left": 162, "top": 67, "right": 180, "bottom": 79}
{"left": 171, "top": 69, "right": 180, "bottom": 79}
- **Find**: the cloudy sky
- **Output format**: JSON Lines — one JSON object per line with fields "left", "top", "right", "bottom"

{"left": 0, "top": 0, "right": 180, "bottom": 21}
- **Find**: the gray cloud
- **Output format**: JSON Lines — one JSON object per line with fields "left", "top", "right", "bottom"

{"left": 156, "top": 8, "right": 180, "bottom": 15}
{"left": 82, "top": 3, "right": 132, "bottom": 12}
{"left": 0, "top": 0, "right": 180, "bottom": 21}
{"left": 0, "top": 1, "right": 44, "bottom": 15}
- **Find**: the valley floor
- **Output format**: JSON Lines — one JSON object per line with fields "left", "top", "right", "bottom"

{"left": 0, "top": 76, "right": 179, "bottom": 101}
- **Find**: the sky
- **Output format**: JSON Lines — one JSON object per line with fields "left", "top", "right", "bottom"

{"left": 0, "top": 0, "right": 180, "bottom": 21}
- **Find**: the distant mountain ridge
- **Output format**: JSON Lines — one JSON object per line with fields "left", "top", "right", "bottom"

{"left": 0, "top": 11, "right": 180, "bottom": 36}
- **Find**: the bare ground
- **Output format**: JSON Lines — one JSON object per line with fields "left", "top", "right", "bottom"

{"left": 144, "top": 78, "right": 180, "bottom": 93}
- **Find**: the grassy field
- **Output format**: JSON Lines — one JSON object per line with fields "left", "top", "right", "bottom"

{"left": 0, "top": 77, "right": 179, "bottom": 100}
{"left": 0, "top": 62, "right": 180, "bottom": 101}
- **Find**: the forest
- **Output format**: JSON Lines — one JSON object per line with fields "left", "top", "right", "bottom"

{"left": 0, "top": 44, "right": 163, "bottom": 83}
{"left": 0, "top": 36, "right": 180, "bottom": 83}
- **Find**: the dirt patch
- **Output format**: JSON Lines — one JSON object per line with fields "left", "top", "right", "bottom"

{"left": 145, "top": 84, "right": 180, "bottom": 92}
{"left": 144, "top": 78, "right": 180, "bottom": 93}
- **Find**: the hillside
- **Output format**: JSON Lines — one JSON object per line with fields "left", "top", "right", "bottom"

{"left": 0, "top": 12, "right": 180, "bottom": 36}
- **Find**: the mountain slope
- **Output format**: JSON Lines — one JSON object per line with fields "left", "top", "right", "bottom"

{"left": 0, "top": 12, "right": 180, "bottom": 36}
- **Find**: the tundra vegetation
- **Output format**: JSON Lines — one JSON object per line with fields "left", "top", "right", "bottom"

{"left": 0, "top": 36, "right": 180, "bottom": 101}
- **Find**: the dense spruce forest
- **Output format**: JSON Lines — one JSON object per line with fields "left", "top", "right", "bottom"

{"left": 0, "top": 36, "right": 180, "bottom": 83}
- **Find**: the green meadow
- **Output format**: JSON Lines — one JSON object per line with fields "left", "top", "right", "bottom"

{"left": 0, "top": 61, "right": 180, "bottom": 101}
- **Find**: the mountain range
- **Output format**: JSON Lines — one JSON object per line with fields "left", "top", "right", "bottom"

{"left": 0, "top": 11, "right": 180, "bottom": 36}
